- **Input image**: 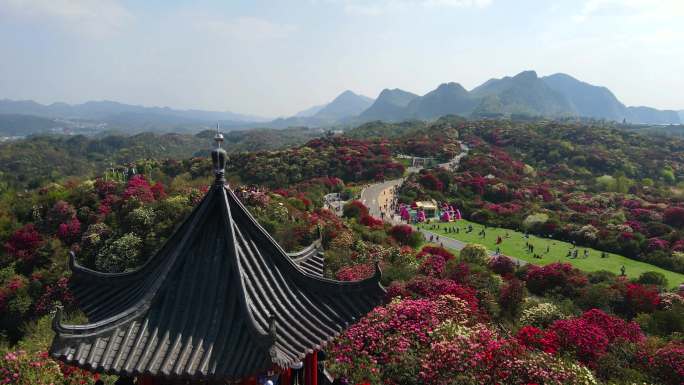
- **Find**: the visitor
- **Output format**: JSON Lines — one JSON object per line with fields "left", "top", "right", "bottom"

{"left": 546, "top": 245, "right": 550, "bottom": 253}
{"left": 620, "top": 265, "right": 626, "bottom": 276}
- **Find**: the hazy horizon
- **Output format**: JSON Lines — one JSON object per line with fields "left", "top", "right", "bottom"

{"left": 1, "top": 0, "right": 682, "bottom": 117}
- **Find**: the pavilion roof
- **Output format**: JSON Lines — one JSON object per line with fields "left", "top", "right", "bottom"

{"left": 50, "top": 159, "right": 384, "bottom": 382}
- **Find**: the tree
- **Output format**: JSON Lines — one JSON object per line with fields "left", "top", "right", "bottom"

{"left": 663, "top": 206, "right": 684, "bottom": 228}
{"left": 95, "top": 233, "right": 143, "bottom": 273}
{"left": 342, "top": 200, "right": 369, "bottom": 220}
{"left": 637, "top": 271, "right": 668, "bottom": 288}
{"left": 459, "top": 243, "right": 488, "bottom": 265}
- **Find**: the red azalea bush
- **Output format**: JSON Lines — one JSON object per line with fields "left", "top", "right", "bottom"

{"left": 498, "top": 278, "right": 526, "bottom": 315}
{"left": 617, "top": 281, "right": 661, "bottom": 316}
{"left": 418, "top": 173, "right": 444, "bottom": 191}
{"left": 488, "top": 254, "right": 516, "bottom": 275}
{"left": 516, "top": 325, "right": 559, "bottom": 354}
{"left": 389, "top": 224, "right": 417, "bottom": 246}
{"left": 647, "top": 237, "right": 669, "bottom": 251}
{"left": 57, "top": 218, "right": 81, "bottom": 245}
{"left": 151, "top": 182, "right": 167, "bottom": 200}
{"left": 640, "top": 341, "right": 684, "bottom": 385}
{"left": 4, "top": 224, "right": 43, "bottom": 262}
{"left": 343, "top": 200, "right": 369, "bottom": 220}
{"left": 122, "top": 175, "right": 155, "bottom": 203}
{"left": 663, "top": 206, "right": 684, "bottom": 228}
{"left": 417, "top": 255, "right": 446, "bottom": 277}
{"left": 328, "top": 295, "right": 477, "bottom": 384}
{"left": 416, "top": 245, "right": 455, "bottom": 261}
{"left": 336, "top": 263, "right": 376, "bottom": 281}
{"left": 548, "top": 309, "right": 644, "bottom": 365}
{"left": 360, "top": 215, "right": 383, "bottom": 228}
{"left": 525, "top": 262, "right": 588, "bottom": 297}
{"left": 330, "top": 295, "right": 596, "bottom": 385}
{"left": 386, "top": 277, "right": 480, "bottom": 311}
{"left": 33, "top": 277, "right": 74, "bottom": 316}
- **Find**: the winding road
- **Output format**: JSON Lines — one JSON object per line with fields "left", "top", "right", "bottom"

{"left": 356, "top": 143, "right": 526, "bottom": 263}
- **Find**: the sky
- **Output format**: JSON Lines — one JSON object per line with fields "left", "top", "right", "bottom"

{"left": 0, "top": 0, "right": 682, "bottom": 118}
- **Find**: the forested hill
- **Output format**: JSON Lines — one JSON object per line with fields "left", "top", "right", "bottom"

{"left": 0, "top": 127, "right": 322, "bottom": 189}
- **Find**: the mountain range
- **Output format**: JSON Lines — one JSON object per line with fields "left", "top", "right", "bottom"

{"left": 0, "top": 71, "right": 680, "bottom": 137}
{"left": 350, "top": 71, "right": 680, "bottom": 125}
{"left": 0, "top": 99, "right": 270, "bottom": 136}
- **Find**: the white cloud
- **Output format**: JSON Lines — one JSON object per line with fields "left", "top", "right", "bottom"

{"left": 330, "top": 0, "right": 492, "bottom": 15}
{"left": 0, "top": 0, "right": 132, "bottom": 38}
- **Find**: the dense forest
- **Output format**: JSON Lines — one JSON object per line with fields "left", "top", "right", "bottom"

{"left": 0, "top": 118, "right": 682, "bottom": 385}
{"left": 0, "top": 127, "right": 322, "bottom": 189}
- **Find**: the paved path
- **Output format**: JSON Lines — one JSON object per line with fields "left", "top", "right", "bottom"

{"left": 360, "top": 179, "right": 404, "bottom": 219}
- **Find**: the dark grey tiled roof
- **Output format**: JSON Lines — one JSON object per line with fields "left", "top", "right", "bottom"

{"left": 50, "top": 184, "right": 384, "bottom": 382}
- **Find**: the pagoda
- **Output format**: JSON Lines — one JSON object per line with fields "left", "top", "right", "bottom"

{"left": 50, "top": 131, "right": 385, "bottom": 384}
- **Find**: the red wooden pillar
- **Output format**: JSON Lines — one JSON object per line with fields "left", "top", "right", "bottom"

{"left": 137, "top": 375, "right": 156, "bottom": 385}
{"left": 304, "top": 354, "right": 312, "bottom": 385}
{"left": 311, "top": 351, "right": 318, "bottom": 385}
{"left": 280, "top": 368, "right": 292, "bottom": 385}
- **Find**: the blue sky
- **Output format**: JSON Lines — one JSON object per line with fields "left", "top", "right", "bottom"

{"left": 0, "top": 0, "right": 682, "bottom": 117}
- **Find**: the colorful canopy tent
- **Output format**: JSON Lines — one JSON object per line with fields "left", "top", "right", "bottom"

{"left": 50, "top": 133, "right": 385, "bottom": 384}
{"left": 414, "top": 201, "right": 437, "bottom": 218}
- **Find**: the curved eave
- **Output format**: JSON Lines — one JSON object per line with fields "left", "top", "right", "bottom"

{"left": 51, "top": 182, "right": 385, "bottom": 380}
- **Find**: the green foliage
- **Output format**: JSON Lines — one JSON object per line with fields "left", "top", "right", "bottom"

{"left": 94, "top": 233, "right": 143, "bottom": 273}
{"left": 459, "top": 243, "right": 488, "bottom": 265}
{"left": 637, "top": 271, "right": 668, "bottom": 288}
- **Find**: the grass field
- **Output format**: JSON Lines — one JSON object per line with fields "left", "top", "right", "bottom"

{"left": 417, "top": 219, "right": 684, "bottom": 288}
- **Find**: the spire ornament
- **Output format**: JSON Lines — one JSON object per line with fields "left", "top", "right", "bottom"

{"left": 211, "top": 123, "right": 227, "bottom": 184}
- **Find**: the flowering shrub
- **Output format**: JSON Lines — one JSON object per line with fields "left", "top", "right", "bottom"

{"left": 641, "top": 341, "right": 684, "bottom": 385}
{"left": 342, "top": 200, "right": 369, "bottom": 220}
{"left": 663, "top": 206, "right": 684, "bottom": 228}
{"left": 499, "top": 278, "right": 525, "bottom": 316}
{"left": 0, "top": 350, "right": 101, "bottom": 385}
{"left": 548, "top": 309, "right": 644, "bottom": 365}
{"left": 330, "top": 295, "right": 597, "bottom": 385}
{"left": 416, "top": 245, "right": 455, "bottom": 261}
{"left": 417, "top": 255, "right": 446, "bottom": 277}
{"left": 488, "top": 254, "right": 516, "bottom": 275}
{"left": 122, "top": 175, "right": 155, "bottom": 203}
{"left": 418, "top": 173, "right": 443, "bottom": 191}
{"left": 359, "top": 215, "right": 383, "bottom": 228}
{"left": 4, "top": 224, "right": 43, "bottom": 262}
{"left": 525, "top": 263, "right": 588, "bottom": 297}
{"left": 57, "top": 218, "right": 81, "bottom": 245}
{"left": 336, "top": 263, "right": 375, "bottom": 281}
{"left": 613, "top": 280, "right": 660, "bottom": 317}
{"left": 33, "top": 277, "right": 74, "bottom": 316}
{"left": 519, "top": 302, "right": 566, "bottom": 328}
{"left": 328, "top": 296, "right": 478, "bottom": 385}
{"left": 516, "top": 325, "right": 559, "bottom": 354}
{"left": 386, "top": 277, "right": 480, "bottom": 311}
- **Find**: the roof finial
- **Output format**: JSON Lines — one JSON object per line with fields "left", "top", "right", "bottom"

{"left": 214, "top": 122, "right": 224, "bottom": 149}
{"left": 211, "top": 123, "right": 227, "bottom": 184}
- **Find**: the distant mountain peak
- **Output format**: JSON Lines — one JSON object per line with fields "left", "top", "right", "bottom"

{"left": 513, "top": 70, "right": 538, "bottom": 79}
{"left": 311, "top": 90, "right": 374, "bottom": 121}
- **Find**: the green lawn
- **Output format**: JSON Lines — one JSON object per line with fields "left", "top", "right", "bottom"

{"left": 417, "top": 219, "right": 684, "bottom": 288}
